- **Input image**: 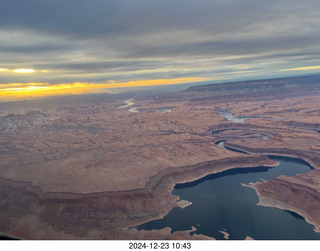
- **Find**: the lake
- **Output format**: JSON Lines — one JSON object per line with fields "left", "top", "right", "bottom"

{"left": 137, "top": 156, "right": 320, "bottom": 240}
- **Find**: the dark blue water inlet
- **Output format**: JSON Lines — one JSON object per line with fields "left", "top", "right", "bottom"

{"left": 137, "top": 156, "right": 320, "bottom": 240}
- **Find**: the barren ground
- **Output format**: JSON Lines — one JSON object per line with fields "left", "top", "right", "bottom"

{"left": 0, "top": 75, "right": 320, "bottom": 239}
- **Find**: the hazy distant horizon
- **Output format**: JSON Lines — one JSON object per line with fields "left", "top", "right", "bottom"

{"left": 1, "top": 71, "right": 320, "bottom": 103}
{"left": 1, "top": 0, "right": 320, "bottom": 100}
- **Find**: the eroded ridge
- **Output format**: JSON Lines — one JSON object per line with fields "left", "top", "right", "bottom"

{"left": 0, "top": 156, "right": 274, "bottom": 239}
{"left": 0, "top": 74, "right": 320, "bottom": 239}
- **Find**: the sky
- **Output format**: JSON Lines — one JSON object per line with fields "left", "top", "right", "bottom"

{"left": 1, "top": 0, "right": 320, "bottom": 100}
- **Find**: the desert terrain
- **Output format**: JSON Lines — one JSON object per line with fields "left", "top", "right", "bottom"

{"left": 0, "top": 74, "right": 320, "bottom": 239}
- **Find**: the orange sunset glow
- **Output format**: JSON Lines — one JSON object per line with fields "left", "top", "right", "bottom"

{"left": 0, "top": 77, "right": 206, "bottom": 101}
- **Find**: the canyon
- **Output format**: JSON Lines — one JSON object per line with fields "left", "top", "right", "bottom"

{"left": 0, "top": 74, "right": 320, "bottom": 239}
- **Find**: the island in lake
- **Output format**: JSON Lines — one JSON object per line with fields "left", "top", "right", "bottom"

{"left": 1, "top": 74, "right": 320, "bottom": 240}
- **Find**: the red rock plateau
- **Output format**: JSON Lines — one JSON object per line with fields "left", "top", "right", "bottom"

{"left": 0, "top": 74, "right": 320, "bottom": 239}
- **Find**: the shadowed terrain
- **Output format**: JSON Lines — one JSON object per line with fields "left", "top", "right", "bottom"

{"left": 0, "top": 74, "right": 320, "bottom": 239}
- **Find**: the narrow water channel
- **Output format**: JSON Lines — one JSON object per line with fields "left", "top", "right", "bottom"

{"left": 217, "top": 110, "right": 287, "bottom": 123}
{"left": 137, "top": 156, "right": 320, "bottom": 240}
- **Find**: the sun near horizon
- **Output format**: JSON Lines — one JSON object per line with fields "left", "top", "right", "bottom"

{"left": 0, "top": 77, "right": 207, "bottom": 101}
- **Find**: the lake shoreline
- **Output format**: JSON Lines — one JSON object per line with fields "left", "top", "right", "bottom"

{"left": 1, "top": 152, "right": 318, "bottom": 239}
{"left": 139, "top": 156, "right": 318, "bottom": 239}
{"left": 244, "top": 182, "right": 320, "bottom": 233}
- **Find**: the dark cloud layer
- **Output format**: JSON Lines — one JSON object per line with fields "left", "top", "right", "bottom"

{"left": 1, "top": 0, "right": 320, "bottom": 85}
{"left": 0, "top": 0, "right": 272, "bottom": 36}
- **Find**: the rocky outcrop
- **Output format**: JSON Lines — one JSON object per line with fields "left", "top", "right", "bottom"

{"left": 222, "top": 142, "right": 320, "bottom": 169}
{"left": 0, "top": 111, "right": 54, "bottom": 132}
{"left": 0, "top": 155, "right": 276, "bottom": 239}
{"left": 1, "top": 74, "right": 320, "bottom": 240}
{"left": 249, "top": 170, "right": 320, "bottom": 233}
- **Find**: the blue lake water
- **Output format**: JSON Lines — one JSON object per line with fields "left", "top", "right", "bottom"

{"left": 137, "top": 156, "right": 320, "bottom": 240}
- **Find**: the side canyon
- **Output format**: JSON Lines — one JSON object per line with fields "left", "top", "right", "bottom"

{"left": 1, "top": 74, "right": 320, "bottom": 239}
